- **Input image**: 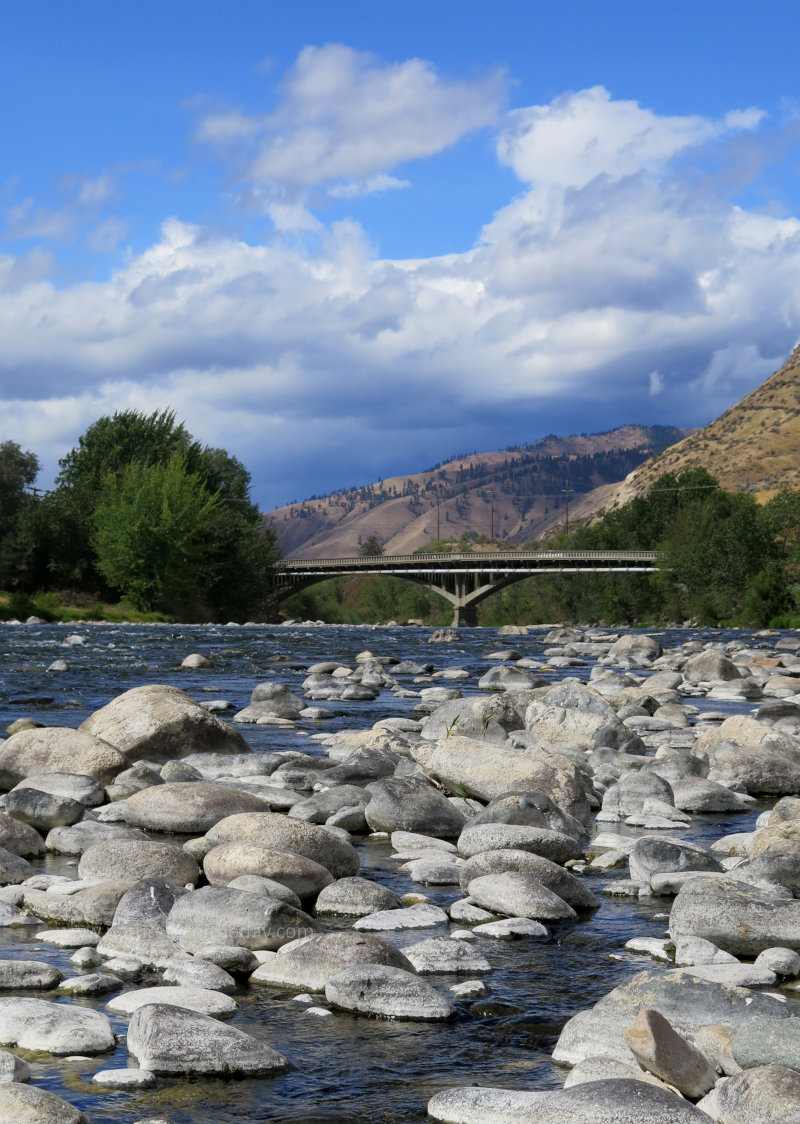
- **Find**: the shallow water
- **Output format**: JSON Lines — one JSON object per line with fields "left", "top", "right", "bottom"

{"left": 0, "top": 621, "right": 777, "bottom": 1121}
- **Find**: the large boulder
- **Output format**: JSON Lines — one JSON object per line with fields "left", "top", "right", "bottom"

{"left": 166, "top": 886, "right": 318, "bottom": 952}
{"left": 467, "top": 872, "right": 577, "bottom": 922}
{"left": 325, "top": 964, "right": 453, "bottom": 1020}
{"left": 458, "top": 823, "right": 583, "bottom": 865}
{"left": 694, "top": 715, "right": 800, "bottom": 795}
{"left": 123, "top": 782, "right": 276, "bottom": 833}
{"left": 23, "top": 882, "right": 132, "bottom": 928}
{"left": 682, "top": 649, "right": 742, "bottom": 683}
{"left": 203, "top": 813, "right": 359, "bottom": 879}
{"left": 459, "top": 849, "right": 599, "bottom": 910}
{"left": 411, "top": 738, "right": 592, "bottom": 827}
{"left": 0, "top": 1086, "right": 89, "bottom": 1124}
{"left": 315, "top": 877, "right": 401, "bottom": 917}
{"left": 420, "top": 695, "right": 522, "bottom": 742}
{"left": 251, "top": 931, "right": 414, "bottom": 991}
{"left": 0, "top": 997, "right": 115, "bottom": 1054}
{"left": 96, "top": 879, "right": 185, "bottom": 967}
{"left": 79, "top": 684, "right": 249, "bottom": 763}
{"left": 670, "top": 876, "right": 800, "bottom": 955}
{"left": 525, "top": 680, "right": 643, "bottom": 755}
{"left": 364, "top": 777, "right": 466, "bottom": 838}
{"left": 716, "top": 1064, "right": 800, "bottom": 1124}
{"left": 203, "top": 844, "right": 334, "bottom": 898}
{"left": 78, "top": 840, "right": 200, "bottom": 886}
{"left": 0, "top": 813, "right": 44, "bottom": 858}
{"left": 127, "top": 1003, "right": 289, "bottom": 1076}
{"left": 553, "top": 969, "right": 789, "bottom": 1067}
{"left": 628, "top": 838, "right": 722, "bottom": 886}
{"left": 45, "top": 820, "right": 147, "bottom": 856}
{"left": 0, "top": 728, "right": 129, "bottom": 787}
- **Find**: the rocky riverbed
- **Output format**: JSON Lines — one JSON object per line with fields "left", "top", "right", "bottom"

{"left": 0, "top": 618, "right": 799, "bottom": 1122}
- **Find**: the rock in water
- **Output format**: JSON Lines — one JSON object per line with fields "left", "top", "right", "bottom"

{"left": 127, "top": 1003, "right": 290, "bottom": 1076}
{"left": 0, "top": 1085, "right": 89, "bottom": 1123}
{"left": 325, "top": 964, "right": 453, "bottom": 1019}
{"left": 79, "top": 684, "right": 249, "bottom": 762}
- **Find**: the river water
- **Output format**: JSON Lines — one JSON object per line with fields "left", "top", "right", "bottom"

{"left": 0, "top": 621, "right": 772, "bottom": 1122}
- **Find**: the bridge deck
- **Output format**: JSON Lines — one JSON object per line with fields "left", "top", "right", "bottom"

{"left": 283, "top": 550, "right": 663, "bottom": 575}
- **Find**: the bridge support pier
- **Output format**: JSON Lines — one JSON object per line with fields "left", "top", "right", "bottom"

{"left": 451, "top": 602, "right": 478, "bottom": 627}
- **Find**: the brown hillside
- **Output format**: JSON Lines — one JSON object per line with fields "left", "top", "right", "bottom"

{"left": 610, "top": 346, "right": 800, "bottom": 508}
{"left": 265, "top": 425, "right": 689, "bottom": 558}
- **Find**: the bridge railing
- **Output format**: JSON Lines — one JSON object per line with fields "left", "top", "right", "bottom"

{"left": 284, "top": 550, "right": 664, "bottom": 568}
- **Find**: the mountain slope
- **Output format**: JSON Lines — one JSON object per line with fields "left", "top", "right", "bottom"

{"left": 610, "top": 346, "right": 800, "bottom": 508}
{"left": 266, "top": 425, "right": 689, "bottom": 558}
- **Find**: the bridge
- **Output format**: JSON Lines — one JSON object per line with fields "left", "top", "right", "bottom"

{"left": 273, "top": 550, "right": 665, "bottom": 626}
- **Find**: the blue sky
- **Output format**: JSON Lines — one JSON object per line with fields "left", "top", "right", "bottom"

{"left": 3, "top": 1, "right": 800, "bottom": 508}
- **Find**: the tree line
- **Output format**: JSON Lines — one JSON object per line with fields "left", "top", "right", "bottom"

{"left": 0, "top": 410, "right": 280, "bottom": 620}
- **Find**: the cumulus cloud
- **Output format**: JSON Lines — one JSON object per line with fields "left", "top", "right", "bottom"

{"left": 194, "top": 44, "right": 505, "bottom": 216}
{"left": 1, "top": 79, "right": 798, "bottom": 509}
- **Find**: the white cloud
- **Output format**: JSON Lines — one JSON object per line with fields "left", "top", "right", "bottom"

{"left": 1, "top": 83, "right": 797, "bottom": 510}
{"left": 497, "top": 86, "right": 762, "bottom": 188}
{"left": 194, "top": 44, "right": 505, "bottom": 218}
{"left": 649, "top": 371, "right": 664, "bottom": 396}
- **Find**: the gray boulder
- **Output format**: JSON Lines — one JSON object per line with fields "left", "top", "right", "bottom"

{"left": 364, "top": 777, "right": 466, "bottom": 838}
{"left": 0, "top": 997, "right": 115, "bottom": 1054}
{"left": 325, "top": 964, "right": 453, "bottom": 1020}
{"left": 629, "top": 838, "right": 721, "bottom": 885}
{"left": 0, "top": 848, "right": 33, "bottom": 886}
{"left": 411, "top": 738, "right": 592, "bottom": 826}
{"left": 0, "top": 814, "right": 44, "bottom": 858}
{"left": 123, "top": 782, "right": 276, "bottom": 833}
{"left": 0, "top": 1086, "right": 88, "bottom": 1123}
{"left": 23, "top": 881, "right": 132, "bottom": 928}
{"left": 459, "top": 849, "right": 599, "bottom": 910}
{"left": 315, "top": 877, "right": 401, "bottom": 917}
{"left": 204, "top": 813, "right": 359, "bottom": 879}
{"left": 127, "top": 1002, "right": 289, "bottom": 1076}
{"left": 166, "top": 886, "right": 318, "bottom": 952}
{"left": 732, "top": 1017, "right": 800, "bottom": 1071}
{"left": 46, "top": 819, "right": 147, "bottom": 855}
{"left": 0, "top": 961, "right": 61, "bottom": 989}
{"left": 670, "top": 876, "right": 800, "bottom": 955}
{"left": 467, "top": 872, "right": 577, "bottom": 922}
{"left": 4, "top": 788, "right": 84, "bottom": 830}
{"left": 79, "top": 684, "right": 249, "bottom": 762}
{"left": 251, "top": 931, "right": 414, "bottom": 991}
{"left": 716, "top": 1064, "right": 800, "bottom": 1123}
{"left": 0, "top": 727, "right": 129, "bottom": 787}
{"left": 458, "top": 823, "right": 583, "bottom": 864}
{"left": 78, "top": 839, "right": 200, "bottom": 886}
{"left": 553, "top": 968, "right": 789, "bottom": 1067}
{"left": 203, "top": 843, "right": 334, "bottom": 898}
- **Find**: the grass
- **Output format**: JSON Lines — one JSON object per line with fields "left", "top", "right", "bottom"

{"left": 0, "top": 590, "right": 172, "bottom": 624}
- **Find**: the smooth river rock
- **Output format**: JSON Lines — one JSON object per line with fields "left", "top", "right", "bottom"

{"left": 0, "top": 727, "right": 129, "bottom": 787}
{"left": 670, "top": 875, "right": 800, "bottom": 955}
{"left": 123, "top": 781, "right": 277, "bottom": 833}
{"left": 78, "top": 839, "right": 200, "bottom": 886}
{"left": 467, "top": 872, "right": 577, "bottom": 922}
{"left": 458, "top": 823, "right": 583, "bottom": 865}
{"left": 0, "top": 996, "right": 115, "bottom": 1054}
{"left": 203, "top": 843, "right": 333, "bottom": 898}
{"left": 325, "top": 964, "right": 453, "bottom": 1019}
{"left": 203, "top": 813, "right": 360, "bottom": 879}
{"left": 166, "top": 886, "right": 318, "bottom": 952}
{"left": 79, "top": 683, "right": 250, "bottom": 762}
{"left": 127, "top": 1002, "right": 290, "bottom": 1076}
{"left": 251, "top": 931, "right": 414, "bottom": 991}
{"left": 0, "top": 1085, "right": 89, "bottom": 1124}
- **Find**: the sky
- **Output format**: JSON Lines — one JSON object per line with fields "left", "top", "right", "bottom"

{"left": 3, "top": 1, "right": 800, "bottom": 509}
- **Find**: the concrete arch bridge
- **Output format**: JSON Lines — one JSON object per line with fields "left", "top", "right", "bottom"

{"left": 272, "top": 550, "right": 665, "bottom": 626}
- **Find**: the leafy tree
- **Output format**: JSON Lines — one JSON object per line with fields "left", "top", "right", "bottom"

{"left": 0, "top": 442, "right": 40, "bottom": 588}
{"left": 91, "top": 458, "right": 221, "bottom": 613}
{"left": 360, "top": 534, "right": 384, "bottom": 557}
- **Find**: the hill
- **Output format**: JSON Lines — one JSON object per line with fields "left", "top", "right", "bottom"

{"left": 265, "top": 425, "right": 689, "bottom": 558}
{"left": 610, "top": 346, "right": 800, "bottom": 508}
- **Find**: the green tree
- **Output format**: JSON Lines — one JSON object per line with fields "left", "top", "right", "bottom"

{"left": 91, "top": 458, "right": 221, "bottom": 614}
{"left": 0, "top": 442, "right": 41, "bottom": 589}
{"left": 360, "top": 534, "right": 384, "bottom": 557}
